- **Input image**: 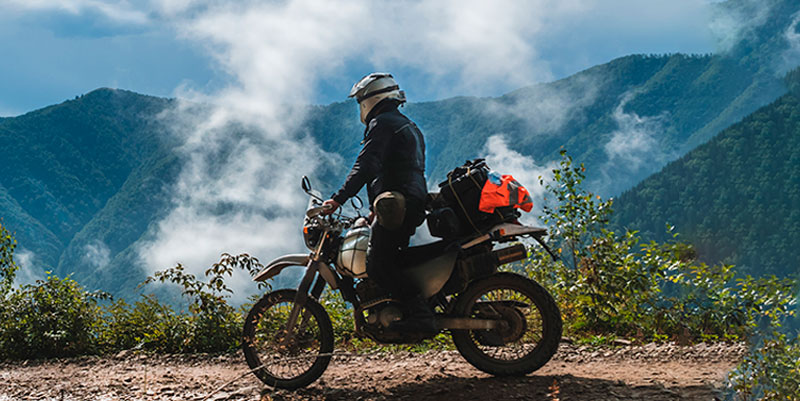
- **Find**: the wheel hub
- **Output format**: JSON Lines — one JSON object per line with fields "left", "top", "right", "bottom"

{"left": 474, "top": 303, "right": 527, "bottom": 346}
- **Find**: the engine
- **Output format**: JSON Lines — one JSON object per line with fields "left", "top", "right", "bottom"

{"left": 355, "top": 279, "right": 404, "bottom": 328}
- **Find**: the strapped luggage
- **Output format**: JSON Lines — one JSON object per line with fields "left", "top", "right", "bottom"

{"left": 427, "top": 159, "right": 524, "bottom": 239}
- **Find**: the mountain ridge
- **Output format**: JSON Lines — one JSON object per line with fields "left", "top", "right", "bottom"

{"left": 612, "top": 70, "right": 800, "bottom": 276}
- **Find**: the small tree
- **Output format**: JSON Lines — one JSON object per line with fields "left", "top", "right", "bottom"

{"left": 143, "top": 253, "right": 268, "bottom": 352}
{"left": 0, "top": 222, "right": 19, "bottom": 298}
{"left": 529, "top": 150, "right": 660, "bottom": 334}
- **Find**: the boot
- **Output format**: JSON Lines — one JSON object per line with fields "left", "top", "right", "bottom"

{"left": 389, "top": 295, "right": 437, "bottom": 335}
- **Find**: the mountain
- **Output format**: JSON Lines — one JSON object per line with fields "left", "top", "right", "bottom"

{"left": 0, "top": 89, "right": 179, "bottom": 291}
{"left": 612, "top": 69, "right": 800, "bottom": 277}
{"left": 1, "top": 0, "right": 799, "bottom": 298}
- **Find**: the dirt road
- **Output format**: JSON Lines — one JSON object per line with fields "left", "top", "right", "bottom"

{"left": 0, "top": 342, "right": 745, "bottom": 400}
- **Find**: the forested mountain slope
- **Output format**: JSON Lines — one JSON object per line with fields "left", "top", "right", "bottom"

{"left": 0, "top": 89, "right": 177, "bottom": 285}
{"left": 612, "top": 69, "right": 800, "bottom": 277}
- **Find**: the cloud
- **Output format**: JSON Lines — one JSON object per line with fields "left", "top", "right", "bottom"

{"left": 83, "top": 241, "right": 111, "bottom": 269}
{"left": 604, "top": 93, "right": 668, "bottom": 170}
{"left": 364, "top": 0, "right": 585, "bottom": 96}
{"left": 484, "top": 72, "right": 601, "bottom": 136}
{"left": 594, "top": 91, "right": 674, "bottom": 194}
{"left": 483, "top": 134, "right": 556, "bottom": 225}
{"left": 0, "top": 0, "right": 150, "bottom": 25}
{"left": 708, "top": 0, "right": 772, "bottom": 54}
{"left": 135, "top": 0, "right": 365, "bottom": 297}
{"left": 780, "top": 11, "right": 800, "bottom": 75}
{"left": 13, "top": 248, "right": 45, "bottom": 286}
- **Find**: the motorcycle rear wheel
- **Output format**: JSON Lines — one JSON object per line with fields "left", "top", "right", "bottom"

{"left": 451, "top": 272, "right": 562, "bottom": 376}
{"left": 242, "top": 289, "right": 334, "bottom": 389}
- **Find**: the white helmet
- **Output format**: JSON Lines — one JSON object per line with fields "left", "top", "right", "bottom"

{"left": 349, "top": 73, "right": 406, "bottom": 124}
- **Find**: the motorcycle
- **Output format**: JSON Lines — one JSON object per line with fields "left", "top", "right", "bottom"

{"left": 242, "top": 176, "right": 562, "bottom": 389}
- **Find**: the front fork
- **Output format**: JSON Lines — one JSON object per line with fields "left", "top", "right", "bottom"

{"left": 284, "top": 232, "right": 332, "bottom": 338}
{"left": 284, "top": 260, "right": 327, "bottom": 335}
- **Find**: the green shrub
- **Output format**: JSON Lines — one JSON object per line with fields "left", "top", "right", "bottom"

{"left": 142, "top": 253, "right": 267, "bottom": 353}
{"left": 100, "top": 295, "right": 190, "bottom": 353}
{"left": 526, "top": 151, "right": 796, "bottom": 342}
{"left": 0, "top": 274, "right": 107, "bottom": 359}
{"left": 728, "top": 330, "right": 800, "bottom": 400}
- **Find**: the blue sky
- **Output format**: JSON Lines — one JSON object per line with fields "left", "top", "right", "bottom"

{"left": 0, "top": 0, "right": 728, "bottom": 116}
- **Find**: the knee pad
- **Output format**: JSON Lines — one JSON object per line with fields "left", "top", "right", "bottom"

{"left": 373, "top": 191, "right": 406, "bottom": 230}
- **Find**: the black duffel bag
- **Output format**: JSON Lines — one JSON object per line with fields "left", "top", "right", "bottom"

{"left": 426, "top": 159, "right": 520, "bottom": 239}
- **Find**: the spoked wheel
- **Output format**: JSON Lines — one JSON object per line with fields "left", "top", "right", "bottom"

{"left": 242, "top": 289, "right": 334, "bottom": 389}
{"left": 451, "top": 272, "right": 562, "bottom": 376}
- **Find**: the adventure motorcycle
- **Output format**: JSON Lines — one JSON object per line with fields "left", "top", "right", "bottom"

{"left": 242, "top": 175, "right": 562, "bottom": 389}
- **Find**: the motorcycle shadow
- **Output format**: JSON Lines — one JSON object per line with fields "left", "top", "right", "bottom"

{"left": 263, "top": 373, "right": 720, "bottom": 400}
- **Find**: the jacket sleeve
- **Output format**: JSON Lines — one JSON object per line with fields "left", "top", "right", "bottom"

{"left": 332, "top": 119, "right": 391, "bottom": 204}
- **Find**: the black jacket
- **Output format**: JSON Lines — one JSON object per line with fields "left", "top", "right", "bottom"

{"left": 332, "top": 99, "right": 427, "bottom": 209}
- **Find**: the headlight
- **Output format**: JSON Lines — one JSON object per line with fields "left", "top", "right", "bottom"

{"left": 303, "top": 225, "right": 322, "bottom": 250}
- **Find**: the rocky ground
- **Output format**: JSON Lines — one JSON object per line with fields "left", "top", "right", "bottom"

{"left": 0, "top": 342, "right": 746, "bottom": 401}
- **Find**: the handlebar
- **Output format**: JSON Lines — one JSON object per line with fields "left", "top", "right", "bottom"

{"left": 306, "top": 204, "right": 333, "bottom": 218}
{"left": 305, "top": 203, "right": 359, "bottom": 232}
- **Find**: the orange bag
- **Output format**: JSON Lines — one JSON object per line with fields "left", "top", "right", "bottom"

{"left": 478, "top": 171, "right": 533, "bottom": 214}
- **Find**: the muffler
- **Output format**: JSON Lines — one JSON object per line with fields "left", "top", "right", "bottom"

{"left": 493, "top": 243, "right": 528, "bottom": 265}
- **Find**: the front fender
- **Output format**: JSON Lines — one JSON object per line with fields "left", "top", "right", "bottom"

{"left": 253, "top": 253, "right": 310, "bottom": 282}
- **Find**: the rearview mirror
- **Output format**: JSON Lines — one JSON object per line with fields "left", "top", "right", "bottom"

{"left": 301, "top": 176, "right": 312, "bottom": 193}
{"left": 350, "top": 195, "right": 364, "bottom": 210}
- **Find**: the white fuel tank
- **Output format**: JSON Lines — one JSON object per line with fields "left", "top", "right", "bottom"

{"left": 336, "top": 226, "right": 370, "bottom": 278}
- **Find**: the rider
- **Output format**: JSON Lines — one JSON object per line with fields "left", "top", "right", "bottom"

{"left": 322, "top": 73, "right": 435, "bottom": 334}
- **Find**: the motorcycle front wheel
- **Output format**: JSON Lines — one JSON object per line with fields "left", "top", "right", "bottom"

{"left": 451, "top": 272, "right": 562, "bottom": 376}
{"left": 242, "top": 289, "right": 334, "bottom": 389}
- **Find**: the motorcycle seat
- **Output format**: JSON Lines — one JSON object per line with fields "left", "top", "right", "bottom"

{"left": 401, "top": 239, "right": 459, "bottom": 269}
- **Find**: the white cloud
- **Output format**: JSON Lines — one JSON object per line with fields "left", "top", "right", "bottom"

{"left": 780, "top": 11, "right": 800, "bottom": 75}
{"left": 604, "top": 95, "right": 666, "bottom": 170}
{"left": 484, "top": 73, "right": 601, "bottom": 135}
{"left": 365, "top": 0, "right": 586, "bottom": 95}
{"left": 595, "top": 91, "right": 674, "bottom": 193}
{"left": 135, "top": 0, "right": 364, "bottom": 297}
{"left": 708, "top": 0, "right": 772, "bottom": 53}
{"left": 13, "top": 248, "right": 44, "bottom": 286}
{"left": 483, "top": 134, "right": 556, "bottom": 225}
{"left": 0, "top": 0, "right": 150, "bottom": 24}
{"left": 83, "top": 240, "right": 111, "bottom": 269}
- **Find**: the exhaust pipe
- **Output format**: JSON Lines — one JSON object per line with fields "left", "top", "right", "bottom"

{"left": 493, "top": 243, "right": 527, "bottom": 265}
